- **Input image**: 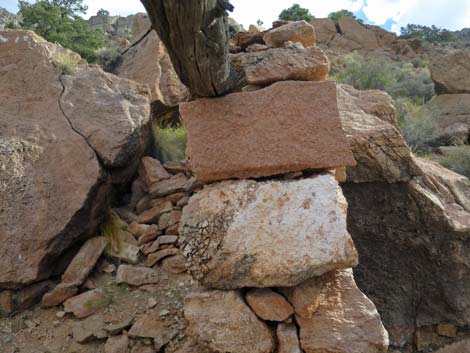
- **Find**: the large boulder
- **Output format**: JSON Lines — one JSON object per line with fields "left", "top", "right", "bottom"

{"left": 295, "top": 269, "right": 389, "bottom": 353}
{"left": 179, "top": 174, "right": 358, "bottom": 289}
{"left": 0, "top": 30, "right": 150, "bottom": 289}
{"left": 263, "top": 20, "right": 316, "bottom": 48}
{"left": 181, "top": 81, "right": 355, "bottom": 183}
{"left": 311, "top": 18, "right": 337, "bottom": 45}
{"left": 184, "top": 289, "right": 274, "bottom": 353}
{"left": 115, "top": 29, "right": 188, "bottom": 105}
{"left": 339, "top": 84, "right": 470, "bottom": 351}
{"left": 421, "top": 94, "right": 470, "bottom": 146}
{"left": 337, "top": 84, "right": 419, "bottom": 183}
{"left": 430, "top": 49, "right": 470, "bottom": 94}
{"left": 230, "top": 43, "right": 330, "bottom": 86}
{"left": 337, "top": 18, "right": 379, "bottom": 50}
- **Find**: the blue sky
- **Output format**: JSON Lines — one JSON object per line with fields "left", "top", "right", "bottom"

{"left": 2, "top": 0, "right": 470, "bottom": 34}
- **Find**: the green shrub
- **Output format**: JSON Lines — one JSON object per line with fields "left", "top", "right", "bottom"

{"left": 52, "top": 50, "right": 81, "bottom": 74}
{"left": 152, "top": 124, "right": 187, "bottom": 163}
{"left": 96, "top": 47, "right": 123, "bottom": 72}
{"left": 397, "top": 100, "right": 439, "bottom": 152}
{"left": 18, "top": 0, "right": 105, "bottom": 62}
{"left": 328, "top": 9, "right": 363, "bottom": 25}
{"left": 334, "top": 53, "right": 435, "bottom": 102}
{"left": 279, "top": 4, "right": 313, "bottom": 22}
{"left": 432, "top": 145, "right": 470, "bottom": 178}
{"left": 400, "top": 24, "right": 456, "bottom": 43}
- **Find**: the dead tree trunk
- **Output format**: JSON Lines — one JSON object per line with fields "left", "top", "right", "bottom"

{"left": 140, "top": 0, "right": 236, "bottom": 97}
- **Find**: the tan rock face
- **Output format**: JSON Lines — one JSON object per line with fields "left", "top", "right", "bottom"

{"left": 430, "top": 49, "right": 470, "bottom": 94}
{"left": 296, "top": 269, "right": 389, "bottom": 353}
{"left": 245, "top": 288, "right": 294, "bottom": 321}
{"left": 231, "top": 44, "right": 330, "bottom": 86}
{"left": 180, "top": 175, "right": 358, "bottom": 289}
{"left": 0, "top": 30, "right": 150, "bottom": 289}
{"left": 338, "top": 18, "right": 379, "bottom": 50}
{"left": 184, "top": 289, "right": 274, "bottom": 353}
{"left": 263, "top": 20, "right": 315, "bottom": 48}
{"left": 311, "top": 18, "right": 337, "bottom": 44}
{"left": 181, "top": 81, "right": 355, "bottom": 183}
{"left": 337, "top": 84, "right": 419, "bottom": 182}
{"left": 115, "top": 30, "right": 188, "bottom": 105}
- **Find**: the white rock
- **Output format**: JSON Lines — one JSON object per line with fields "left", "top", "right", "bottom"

{"left": 179, "top": 174, "right": 358, "bottom": 288}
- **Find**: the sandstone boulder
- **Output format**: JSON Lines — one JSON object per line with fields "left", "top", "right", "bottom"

{"left": 181, "top": 81, "right": 355, "bottom": 183}
{"left": 337, "top": 18, "right": 379, "bottom": 50}
{"left": 277, "top": 323, "right": 302, "bottom": 353}
{"left": 231, "top": 44, "right": 330, "bottom": 86}
{"left": 430, "top": 49, "right": 470, "bottom": 94}
{"left": 263, "top": 20, "right": 315, "bottom": 48}
{"left": 0, "top": 30, "right": 150, "bottom": 288}
{"left": 116, "top": 29, "right": 188, "bottom": 105}
{"left": 180, "top": 175, "right": 358, "bottom": 289}
{"left": 311, "top": 18, "right": 337, "bottom": 44}
{"left": 337, "top": 84, "right": 419, "bottom": 182}
{"left": 296, "top": 269, "right": 389, "bottom": 353}
{"left": 184, "top": 289, "right": 274, "bottom": 353}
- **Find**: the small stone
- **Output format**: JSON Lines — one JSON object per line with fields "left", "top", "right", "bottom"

{"left": 165, "top": 192, "right": 187, "bottom": 203}
{"left": 138, "top": 229, "right": 161, "bottom": 245}
{"left": 158, "top": 235, "right": 178, "bottom": 245}
{"left": 176, "top": 196, "right": 190, "bottom": 208}
{"left": 142, "top": 239, "right": 161, "bottom": 255}
{"left": 116, "top": 265, "right": 160, "bottom": 286}
{"left": 106, "top": 316, "right": 135, "bottom": 336}
{"left": 113, "top": 207, "right": 138, "bottom": 224}
{"left": 56, "top": 311, "right": 66, "bottom": 319}
{"left": 437, "top": 323, "right": 457, "bottom": 338}
{"left": 159, "top": 309, "right": 170, "bottom": 317}
{"left": 105, "top": 335, "right": 130, "bottom": 353}
{"left": 0, "top": 290, "right": 14, "bottom": 316}
{"left": 24, "top": 320, "right": 36, "bottom": 329}
{"left": 137, "top": 200, "right": 173, "bottom": 224}
{"left": 145, "top": 248, "right": 179, "bottom": 267}
{"left": 162, "top": 161, "right": 188, "bottom": 175}
{"left": 277, "top": 323, "right": 302, "bottom": 353}
{"left": 139, "top": 157, "right": 171, "bottom": 189}
{"left": 61, "top": 237, "right": 107, "bottom": 286}
{"left": 158, "top": 211, "right": 181, "bottom": 230}
{"left": 72, "top": 314, "right": 107, "bottom": 343}
{"left": 129, "top": 316, "right": 175, "bottom": 348}
{"left": 149, "top": 173, "right": 191, "bottom": 197}
{"left": 165, "top": 223, "right": 180, "bottom": 236}
{"left": 161, "top": 255, "right": 187, "bottom": 274}
{"left": 264, "top": 20, "right": 316, "bottom": 48}
{"left": 104, "top": 263, "right": 117, "bottom": 273}
{"left": 148, "top": 298, "right": 157, "bottom": 308}
{"left": 41, "top": 283, "right": 78, "bottom": 308}
{"left": 245, "top": 288, "right": 294, "bottom": 321}
{"left": 63, "top": 289, "right": 108, "bottom": 319}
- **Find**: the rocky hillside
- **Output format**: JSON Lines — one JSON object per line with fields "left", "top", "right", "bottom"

{"left": 0, "top": 7, "right": 20, "bottom": 29}
{"left": 1, "top": 13, "right": 470, "bottom": 353}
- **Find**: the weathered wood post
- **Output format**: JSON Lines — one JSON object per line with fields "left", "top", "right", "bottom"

{"left": 140, "top": 0, "right": 236, "bottom": 97}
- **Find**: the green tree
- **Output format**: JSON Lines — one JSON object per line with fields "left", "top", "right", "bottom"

{"left": 400, "top": 24, "right": 455, "bottom": 43}
{"left": 17, "top": 0, "right": 104, "bottom": 62}
{"left": 328, "top": 9, "right": 363, "bottom": 25}
{"left": 97, "top": 8, "right": 110, "bottom": 17}
{"left": 279, "top": 4, "right": 313, "bottom": 22}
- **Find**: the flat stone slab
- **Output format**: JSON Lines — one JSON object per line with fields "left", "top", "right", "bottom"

{"left": 180, "top": 80, "right": 355, "bottom": 183}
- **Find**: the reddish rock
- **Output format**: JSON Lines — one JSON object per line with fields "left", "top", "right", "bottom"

{"left": 129, "top": 316, "right": 176, "bottom": 348}
{"left": 0, "top": 290, "right": 14, "bottom": 316}
{"left": 62, "top": 237, "right": 106, "bottom": 286}
{"left": 245, "top": 288, "right": 294, "bottom": 321}
{"left": 63, "top": 289, "right": 108, "bottom": 318}
{"left": 232, "top": 31, "right": 266, "bottom": 50}
{"left": 139, "top": 157, "right": 171, "bottom": 190}
{"left": 280, "top": 275, "right": 325, "bottom": 319}
{"left": 158, "top": 210, "right": 181, "bottom": 230}
{"left": 311, "top": 18, "right": 337, "bottom": 44}
{"left": 137, "top": 200, "right": 172, "bottom": 224}
{"left": 161, "top": 255, "right": 187, "bottom": 274}
{"left": 116, "top": 265, "right": 160, "bottom": 286}
{"left": 138, "top": 229, "right": 161, "bottom": 245}
{"left": 12, "top": 280, "right": 52, "bottom": 311}
{"left": 105, "top": 335, "right": 129, "bottom": 353}
{"left": 277, "top": 323, "right": 302, "bottom": 353}
{"left": 128, "top": 222, "right": 157, "bottom": 238}
{"left": 145, "top": 248, "right": 179, "bottom": 267}
{"left": 264, "top": 20, "right": 315, "bottom": 48}
{"left": 72, "top": 314, "right": 107, "bottom": 343}
{"left": 231, "top": 44, "right": 330, "bottom": 86}
{"left": 41, "top": 283, "right": 78, "bottom": 308}
{"left": 296, "top": 270, "right": 388, "bottom": 353}
{"left": 105, "top": 316, "right": 135, "bottom": 336}
{"left": 184, "top": 289, "right": 274, "bottom": 353}
{"left": 181, "top": 80, "right": 355, "bottom": 183}
{"left": 149, "top": 173, "right": 193, "bottom": 197}
{"left": 437, "top": 323, "right": 457, "bottom": 338}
